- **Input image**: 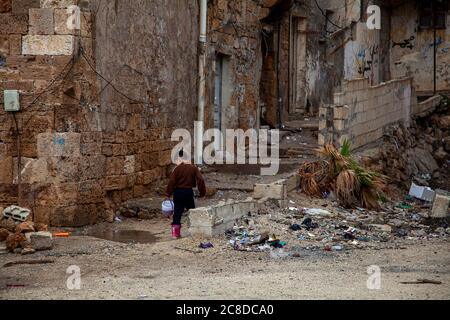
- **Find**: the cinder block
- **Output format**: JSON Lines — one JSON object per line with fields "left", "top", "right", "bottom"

{"left": 22, "top": 35, "right": 74, "bottom": 55}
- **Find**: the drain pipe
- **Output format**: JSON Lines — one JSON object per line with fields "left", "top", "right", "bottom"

{"left": 195, "top": 0, "right": 207, "bottom": 165}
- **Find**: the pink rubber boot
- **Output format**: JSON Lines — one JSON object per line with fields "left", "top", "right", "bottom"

{"left": 171, "top": 225, "right": 181, "bottom": 239}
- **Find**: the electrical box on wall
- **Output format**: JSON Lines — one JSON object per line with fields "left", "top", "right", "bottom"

{"left": 4, "top": 90, "right": 20, "bottom": 112}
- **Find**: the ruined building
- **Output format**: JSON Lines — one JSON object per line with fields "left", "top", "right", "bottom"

{"left": 0, "top": 0, "right": 448, "bottom": 226}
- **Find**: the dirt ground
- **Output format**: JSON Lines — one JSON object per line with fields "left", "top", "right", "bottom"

{"left": 1, "top": 202, "right": 449, "bottom": 300}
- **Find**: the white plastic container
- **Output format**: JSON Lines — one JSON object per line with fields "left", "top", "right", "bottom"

{"left": 162, "top": 200, "right": 174, "bottom": 217}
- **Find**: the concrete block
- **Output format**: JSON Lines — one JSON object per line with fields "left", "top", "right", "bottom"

{"left": 22, "top": 35, "right": 74, "bottom": 55}
{"left": 189, "top": 199, "right": 257, "bottom": 237}
{"left": 431, "top": 190, "right": 450, "bottom": 218}
{"left": 253, "top": 181, "right": 287, "bottom": 200}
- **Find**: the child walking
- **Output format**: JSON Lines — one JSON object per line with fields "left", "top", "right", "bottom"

{"left": 166, "top": 150, "right": 206, "bottom": 239}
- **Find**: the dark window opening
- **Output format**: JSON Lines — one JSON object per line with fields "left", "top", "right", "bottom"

{"left": 419, "top": 0, "right": 448, "bottom": 30}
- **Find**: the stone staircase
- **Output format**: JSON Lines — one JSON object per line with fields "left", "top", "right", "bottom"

{"left": 280, "top": 115, "right": 320, "bottom": 164}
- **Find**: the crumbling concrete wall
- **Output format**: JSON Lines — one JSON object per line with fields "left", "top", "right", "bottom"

{"left": 390, "top": 1, "right": 450, "bottom": 94}
{"left": 319, "top": 77, "right": 413, "bottom": 149}
{"left": 1, "top": 0, "right": 102, "bottom": 226}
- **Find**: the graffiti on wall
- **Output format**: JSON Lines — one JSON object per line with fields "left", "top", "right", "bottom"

{"left": 392, "top": 36, "right": 415, "bottom": 49}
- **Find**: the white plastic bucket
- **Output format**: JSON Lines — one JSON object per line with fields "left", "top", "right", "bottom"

{"left": 162, "top": 200, "right": 174, "bottom": 217}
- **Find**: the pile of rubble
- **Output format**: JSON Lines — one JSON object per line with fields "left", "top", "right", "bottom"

{"left": 361, "top": 97, "right": 450, "bottom": 190}
{"left": 226, "top": 196, "right": 450, "bottom": 256}
{"left": 0, "top": 206, "right": 53, "bottom": 255}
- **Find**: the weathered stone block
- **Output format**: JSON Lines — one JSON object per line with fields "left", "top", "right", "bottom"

{"left": 189, "top": 199, "right": 256, "bottom": 237}
{"left": 12, "top": 0, "right": 40, "bottom": 14}
{"left": 0, "top": 0, "right": 12, "bottom": 13}
{"left": 431, "top": 190, "right": 450, "bottom": 218}
{"left": 0, "top": 156, "right": 13, "bottom": 184}
{"left": 29, "top": 8, "right": 54, "bottom": 35}
{"left": 105, "top": 175, "right": 127, "bottom": 191}
{"left": 25, "top": 231, "right": 53, "bottom": 250}
{"left": 0, "top": 13, "right": 28, "bottom": 34}
{"left": 253, "top": 181, "right": 287, "bottom": 200}
{"left": 40, "top": 0, "right": 76, "bottom": 8}
{"left": 37, "top": 132, "right": 81, "bottom": 157}
{"left": 0, "top": 35, "right": 9, "bottom": 54}
{"left": 22, "top": 35, "right": 74, "bottom": 55}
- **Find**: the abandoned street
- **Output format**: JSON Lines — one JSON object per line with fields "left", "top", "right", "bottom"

{"left": 1, "top": 0, "right": 450, "bottom": 302}
{"left": 1, "top": 217, "right": 449, "bottom": 300}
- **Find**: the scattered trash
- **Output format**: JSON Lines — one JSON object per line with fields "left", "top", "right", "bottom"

{"left": 52, "top": 233, "right": 70, "bottom": 238}
{"left": 114, "top": 217, "right": 122, "bottom": 223}
{"left": 343, "top": 227, "right": 357, "bottom": 240}
{"left": 408, "top": 183, "right": 435, "bottom": 202}
{"left": 397, "top": 202, "right": 412, "bottom": 209}
{"left": 199, "top": 242, "right": 214, "bottom": 249}
{"left": 301, "top": 217, "right": 318, "bottom": 230}
{"left": 288, "top": 207, "right": 299, "bottom": 212}
{"left": 304, "top": 208, "right": 332, "bottom": 217}
{"left": 290, "top": 224, "right": 302, "bottom": 231}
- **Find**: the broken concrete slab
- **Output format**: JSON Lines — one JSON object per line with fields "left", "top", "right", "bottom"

{"left": 189, "top": 198, "right": 257, "bottom": 237}
{"left": 431, "top": 190, "right": 450, "bottom": 218}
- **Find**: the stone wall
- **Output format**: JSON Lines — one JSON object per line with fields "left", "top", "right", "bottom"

{"left": 92, "top": 0, "right": 199, "bottom": 207}
{"left": 0, "top": 0, "right": 103, "bottom": 226}
{"left": 319, "top": 77, "right": 413, "bottom": 149}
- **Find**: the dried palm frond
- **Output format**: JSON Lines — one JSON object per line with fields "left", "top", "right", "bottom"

{"left": 360, "top": 186, "right": 381, "bottom": 210}
{"left": 298, "top": 160, "right": 328, "bottom": 196}
{"left": 335, "top": 169, "right": 360, "bottom": 207}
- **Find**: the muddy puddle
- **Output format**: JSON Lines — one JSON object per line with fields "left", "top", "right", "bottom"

{"left": 86, "top": 227, "right": 159, "bottom": 244}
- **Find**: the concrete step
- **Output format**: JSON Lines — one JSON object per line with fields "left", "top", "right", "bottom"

{"left": 284, "top": 119, "right": 319, "bottom": 131}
